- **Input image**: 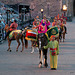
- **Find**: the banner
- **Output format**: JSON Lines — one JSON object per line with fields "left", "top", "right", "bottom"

{"left": 45, "top": 26, "right": 59, "bottom": 40}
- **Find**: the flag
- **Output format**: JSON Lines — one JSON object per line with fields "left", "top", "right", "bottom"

{"left": 45, "top": 26, "right": 59, "bottom": 40}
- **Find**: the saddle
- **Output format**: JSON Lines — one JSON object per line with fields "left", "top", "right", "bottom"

{"left": 25, "top": 29, "right": 38, "bottom": 41}
{"left": 9, "top": 30, "right": 22, "bottom": 39}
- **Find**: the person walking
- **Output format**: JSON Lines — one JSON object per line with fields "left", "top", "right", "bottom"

{"left": 44, "top": 35, "right": 59, "bottom": 70}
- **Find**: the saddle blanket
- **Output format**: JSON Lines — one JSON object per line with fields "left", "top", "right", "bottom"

{"left": 25, "top": 29, "right": 38, "bottom": 41}
{"left": 9, "top": 30, "right": 22, "bottom": 39}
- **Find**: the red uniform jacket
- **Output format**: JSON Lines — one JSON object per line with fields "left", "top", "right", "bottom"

{"left": 10, "top": 22, "right": 18, "bottom": 31}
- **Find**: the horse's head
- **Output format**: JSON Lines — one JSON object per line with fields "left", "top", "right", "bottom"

{"left": 38, "top": 33, "right": 45, "bottom": 39}
{"left": 38, "top": 33, "right": 48, "bottom": 47}
{"left": 22, "top": 26, "right": 29, "bottom": 36}
{"left": 4, "top": 24, "right": 10, "bottom": 32}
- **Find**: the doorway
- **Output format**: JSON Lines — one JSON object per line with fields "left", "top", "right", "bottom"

{"left": 73, "top": 0, "right": 75, "bottom": 16}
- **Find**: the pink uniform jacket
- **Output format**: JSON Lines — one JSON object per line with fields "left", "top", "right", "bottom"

{"left": 40, "top": 19, "right": 50, "bottom": 33}
{"left": 35, "top": 23, "right": 50, "bottom": 34}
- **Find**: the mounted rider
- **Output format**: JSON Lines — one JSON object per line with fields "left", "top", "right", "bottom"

{"left": 41, "top": 15, "right": 50, "bottom": 30}
{"left": 33, "top": 19, "right": 50, "bottom": 34}
{"left": 52, "top": 19, "right": 57, "bottom": 27}
{"left": 5, "top": 20, "right": 18, "bottom": 39}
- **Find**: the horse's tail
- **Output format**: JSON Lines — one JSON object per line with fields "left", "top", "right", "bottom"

{"left": 23, "top": 34, "right": 28, "bottom": 48}
{"left": 24, "top": 38, "right": 28, "bottom": 48}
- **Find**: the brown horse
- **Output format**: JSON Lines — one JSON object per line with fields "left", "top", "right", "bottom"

{"left": 59, "top": 26, "right": 66, "bottom": 42}
{"left": 4, "top": 24, "right": 28, "bottom": 52}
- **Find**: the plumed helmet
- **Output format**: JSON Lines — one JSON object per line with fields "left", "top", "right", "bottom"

{"left": 51, "top": 35, "right": 55, "bottom": 38}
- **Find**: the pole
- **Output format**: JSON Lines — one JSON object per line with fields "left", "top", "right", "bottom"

{"left": 41, "top": 12, "right": 43, "bottom": 19}
{"left": 64, "top": 11, "right": 66, "bottom": 16}
{"left": 30, "top": 11, "right": 31, "bottom": 25}
{"left": 7, "top": 11, "right": 8, "bottom": 24}
{"left": 42, "top": 12, "right": 43, "bottom": 19}
{"left": 29, "top": 9, "right": 31, "bottom": 25}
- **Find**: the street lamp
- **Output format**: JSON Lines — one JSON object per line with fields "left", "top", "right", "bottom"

{"left": 41, "top": 9, "right": 43, "bottom": 19}
{"left": 6, "top": 8, "right": 11, "bottom": 24}
{"left": 62, "top": 5, "right": 67, "bottom": 16}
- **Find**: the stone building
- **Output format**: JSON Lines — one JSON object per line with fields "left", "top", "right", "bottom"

{"left": 0, "top": 0, "right": 75, "bottom": 18}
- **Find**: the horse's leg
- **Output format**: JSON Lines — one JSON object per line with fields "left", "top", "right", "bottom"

{"left": 31, "top": 46, "right": 34, "bottom": 53}
{"left": 43, "top": 50, "right": 48, "bottom": 68}
{"left": 16, "top": 39, "right": 20, "bottom": 52}
{"left": 31, "top": 41, "right": 34, "bottom": 53}
{"left": 63, "top": 33, "right": 65, "bottom": 42}
{"left": 7, "top": 40, "right": 11, "bottom": 52}
{"left": 21, "top": 37, "right": 24, "bottom": 52}
{"left": 39, "top": 50, "right": 43, "bottom": 68}
{"left": 63, "top": 30, "right": 66, "bottom": 40}
{"left": 59, "top": 34, "right": 62, "bottom": 42}
{"left": 59, "top": 30, "right": 63, "bottom": 42}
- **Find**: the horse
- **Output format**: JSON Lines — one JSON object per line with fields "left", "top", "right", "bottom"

{"left": 25, "top": 32, "right": 48, "bottom": 68}
{"left": 4, "top": 24, "right": 28, "bottom": 52}
{"left": 59, "top": 25, "right": 66, "bottom": 42}
{"left": 38, "top": 33, "right": 48, "bottom": 68}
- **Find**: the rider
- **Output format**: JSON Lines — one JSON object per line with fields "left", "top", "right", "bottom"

{"left": 41, "top": 15, "right": 50, "bottom": 30}
{"left": 52, "top": 19, "right": 57, "bottom": 27}
{"left": 33, "top": 18, "right": 37, "bottom": 27}
{"left": 5, "top": 20, "right": 18, "bottom": 39}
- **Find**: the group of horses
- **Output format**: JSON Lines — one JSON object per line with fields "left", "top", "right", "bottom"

{"left": 56, "top": 25, "right": 66, "bottom": 43}
{"left": 4, "top": 24, "right": 66, "bottom": 68}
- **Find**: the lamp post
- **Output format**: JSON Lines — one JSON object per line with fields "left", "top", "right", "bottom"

{"left": 62, "top": 5, "right": 67, "bottom": 16}
{"left": 6, "top": 8, "right": 10, "bottom": 24}
{"left": 41, "top": 9, "right": 43, "bottom": 19}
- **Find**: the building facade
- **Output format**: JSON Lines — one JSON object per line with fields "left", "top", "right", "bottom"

{"left": 62, "top": 0, "right": 75, "bottom": 16}
{"left": 0, "top": 0, "right": 75, "bottom": 18}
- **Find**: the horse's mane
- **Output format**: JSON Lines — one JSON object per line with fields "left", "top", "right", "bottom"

{"left": 5, "top": 25, "right": 10, "bottom": 32}
{"left": 39, "top": 33, "right": 48, "bottom": 46}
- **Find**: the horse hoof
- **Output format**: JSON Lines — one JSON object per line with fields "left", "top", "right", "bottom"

{"left": 31, "top": 52, "right": 34, "bottom": 54}
{"left": 20, "top": 51, "right": 22, "bottom": 52}
{"left": 7, "top": 49, "right": 9, "bottom": 51}
{"left": 10, "top": 50, "right": 12, "bottom": 52}
{"left": 39, "top": 64, "right": 42, "bottom": 68}
{"left": 44, "top": 63, "right": 48, "bottom": 68}
{"left": 16, "top": 50, "right": 18, "bottom": 52}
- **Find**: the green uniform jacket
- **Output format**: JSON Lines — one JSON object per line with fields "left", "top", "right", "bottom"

{"left": 44, "top": 40, "right": 59, "bottom": 55}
